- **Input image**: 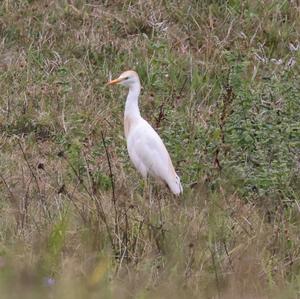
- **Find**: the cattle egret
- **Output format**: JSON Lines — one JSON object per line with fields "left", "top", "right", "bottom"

{"left": 108, "top": 70, "right": 183, "bottom": 195}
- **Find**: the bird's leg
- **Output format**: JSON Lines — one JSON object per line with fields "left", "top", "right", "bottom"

{"left": 143, "top": 176, "right": 148, "bottom": 201}
{"left": 143, "top": 176, "right": 153, "bottom": 209}
{"left": 157, "top": 191, "right": 163, "bottom": 225}
{"left": 148, "top": 179, "right": 154, "bottom": 207}
{"left": 142, "top": 176, "right": 152, "bottom": 225}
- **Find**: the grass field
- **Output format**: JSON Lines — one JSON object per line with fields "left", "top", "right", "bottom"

{"left": 0, "top": 0, "right": 299, "bottom": 298}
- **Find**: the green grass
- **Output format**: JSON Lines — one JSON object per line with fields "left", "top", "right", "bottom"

{"left": 0, "top": 0, "right": 300, "bottom": 298}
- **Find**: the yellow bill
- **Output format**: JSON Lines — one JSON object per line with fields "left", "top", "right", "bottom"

{"left": 107, "top": 78, "right": 123, "bottom": 85}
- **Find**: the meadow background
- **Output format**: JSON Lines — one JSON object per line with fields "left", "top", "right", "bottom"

{"left": 0, "top": 0, "right": 299, "bottom": 298}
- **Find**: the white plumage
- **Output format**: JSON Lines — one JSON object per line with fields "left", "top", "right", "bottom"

{"left": 108, "top": 70, "right": 182, "bottom": 195}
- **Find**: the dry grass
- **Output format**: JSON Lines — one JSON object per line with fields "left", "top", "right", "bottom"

{"left": 0, "top": 0, "right": 300, "bottom": 298}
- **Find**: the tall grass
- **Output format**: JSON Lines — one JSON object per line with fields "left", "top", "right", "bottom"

{"left": 0, "top": 0, "right": 299, "bottom": 298}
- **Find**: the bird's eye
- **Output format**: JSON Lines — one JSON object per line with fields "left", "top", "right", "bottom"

{"left": 124, "top": 77, "right": 129, "bottom": 80}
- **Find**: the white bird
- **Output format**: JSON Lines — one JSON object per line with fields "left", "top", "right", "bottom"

{"left": 108, "top": 70, "right": 183, "bottom": 195}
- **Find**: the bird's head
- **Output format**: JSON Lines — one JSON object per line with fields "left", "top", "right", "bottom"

{"left": 107, "top": 70, "right": 140, "bottom": 88}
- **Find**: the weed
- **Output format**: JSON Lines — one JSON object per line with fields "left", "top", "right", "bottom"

{"left": 0, "top": 0, "right": 299, "bottom": 298}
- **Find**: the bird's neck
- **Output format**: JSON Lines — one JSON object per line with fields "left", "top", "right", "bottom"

{"left": 125, "top": 84, "right": 141, "bottom": 120}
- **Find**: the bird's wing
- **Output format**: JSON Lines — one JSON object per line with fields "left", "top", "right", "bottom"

{"left": 127, "top": 119, "right": 177, "bottom": 181}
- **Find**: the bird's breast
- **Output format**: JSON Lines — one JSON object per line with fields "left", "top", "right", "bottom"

{"left": 124, "top": 115, "right": 135, "bottom": 138}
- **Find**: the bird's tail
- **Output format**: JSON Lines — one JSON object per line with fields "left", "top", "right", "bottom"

{"left": 168, "top": 174, "right": 183, "bottom": 195}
